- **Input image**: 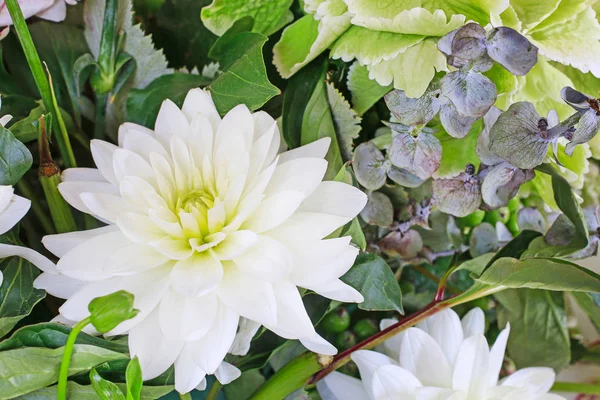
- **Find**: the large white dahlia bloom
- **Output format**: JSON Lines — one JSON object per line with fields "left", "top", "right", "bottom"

{"left": 318, "top": 308, "right": 564, "bottom": 400}
{"left": 34, "top": 88, "right": 367, "bottom": 392}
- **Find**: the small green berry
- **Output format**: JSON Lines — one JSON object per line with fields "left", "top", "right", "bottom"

{"left": 352, "top": 319, "right": 378, "bottom": 340}
{"left": 335, "top": 331, "right": 357, "bottom": 350}
{"left": 321, "top": 307, "right": 351, "bottom": 334}
{"left": 456, "top": 210, "right": 485, "bottom": 229}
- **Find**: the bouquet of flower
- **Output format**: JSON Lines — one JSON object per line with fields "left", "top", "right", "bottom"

{"left": 0, "top": 0, "right": 599, "bottom": 399}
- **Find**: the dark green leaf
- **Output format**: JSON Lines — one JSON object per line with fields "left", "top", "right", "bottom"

{"left": 476, "top": 257, "right": 600, "bottom": 292}
{"left": 90, "top": 368, "right": 126, "bottom": 400}
{"left": 529, "top": 164, "right": 588, "bottom": 256}
{"left": 483, "top": 230, "right": 542, "bottom": 273}
{"left": 0, "top": 46, "right": 25, "bottom": 96}
{"left": 10, "top": 104, "right": 77, "bottom": 144}
{"left": 29, "top": 22, "right": 91, "bottom": 126}
{"left": 0, "top": 345, "right": 127, "bottom": 398}
{"left": 454, "top": 253, "right": 495, "bottom": 276}
{"left": 125, "top": 357, "right": 143, "bottom": 400}
{"left": 0, "top": 125, "right": 33, "bottom": 185}
{"left": 223, "top": 369, "right": 265, "bottom": 400}
{"left": 571, "top": 292, "right": 600, "bottom": 334}
{"left": 496, "top": 289, "right": 570, "bottom": 370}
{"left": 207, "top": 25, "right": 280, "bottom": 115}
{"left": 88, "top": 290, "right": 139, "bottom": 333}
{"left": 0, "top": 323, "right": 129, "bottom": 353}
{"left": 340, "top": 253, "right": 404, "bottom": 313}
{"left": 125, "top": 73, "right": 211, "bottom": 127}
{"left": 347, "top": 62, "right": 391, "bottom": 116}
{"left": 0, "top": 257, "right": 45, "bottom": 338}
{"left": 281, "top": 56, "right": 327, "bottom": 149}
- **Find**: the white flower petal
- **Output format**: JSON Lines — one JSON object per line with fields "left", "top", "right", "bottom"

{"left": 292, "top": 244, "right": 358, "bottom": 288}
{"left": 182, "top": 88, "right": 221, "bottom": 130}
{"left": 58, "top": 181, "right": 119, "bottom": 220}
{"left": 90, "top": 139, "right": 119, "bottom": 185}
{"left": 129, "top": 307, "right": 184, "bottom": 380}
{"left": 154, "top": 99, "right": 190, "bottom": 146}
{"left": 42, "top": 225, "right": 118, "bottom": 258}
{"left": 233, "top": 235, "right": 292, "bottom": 281}
{"left": 297, "top": 181, "right": 367, "bottom": 219}
{"left": 117, "top": 122, "right": 155, "bottom": 147}
{"left": 300, "top": 333, "right": 337, "bottom": 356}
{"left": 188, "top": 114, "right": 215, "bottom": 167}
{"left": 242, "top": 190, "right": 305, "bottom": 233}
{"left": 149, "top": 237, "right": 194, "bottom": 260}
{"left": 62, "top": 168, "right": 105, "bottom": 182}
{"left": 264, "top": 280, "right": 315, "bottom": 339}
{"left": 0, "top": 185, "right": 14, "bottom": 214}
{"left": 318, "top": 371, "right": 368, "bottom": 400}
{"left": 371, "top": 364, "right": 423, "bottom": 398}
{"left": 174, "top": 349, "right": 206, "bottom": 394}
{"left": 214, "top": 361, "right": 241, "bottom": 385}
{"left": 35, "top": 0, "right": 66, "bottom": 22}
{"left": 33, "top": 271, "right": 84, "bottom": 299}
{"left": 229, "top": 318, "right": 261, "bottom": 356}
{"left": 500, "top": 367, "right": 556, "bottom": 395}
{"left": 351, "top": 350, "right": 396, "bottom": 396}
{"left": 117, "top": 212, "right": 166, "bottom": 243}
{"left": 416, "top": 309, "right": 464, "bottom": 366}
{"left": 211, "top": 230, "right": 258, "bottom": 260}
{"left": 80, "top": 192, "right": 135, "bottom": 224}
{"left": 266, "top": 212, "right": 353, "bottom": 242}
{"left": 278, "top": 137, "right": 331, "bottom": 164}
{"left": 0, "top": 194, "right": 30, "bottom": 235}
{"left": 171, "top": 253, "right": 223, "bottom": 297}
{"left": 113, "top": 148, "right": 156, "bottom": 184}
{"left": 0, "top": 243, "right": 56, "bottom": 273}
{"left": 488, "top": 324, "right": 510, "bottom": 387}
{"left": 159, "top": 289, "right": 218, "bottom": 341}
{"left": 216, "top": 104, "right": 254, "bottom": 152}
{"left": 452, "top": 334, "right": 490, "bottom": 398}
{"left": 379, "top": 318, "right": 402, "bottom": 359}
{"left": 398, "top": 327, "right": 453, "bottom": 387}
{"left": 266, "top": 157, "right": 328, "bottom": 198}
{"left": 461, "top": 307, "right": 485, "bottom": 337}
{"left": 106, "top": 243, "right": 169, "bottom": 275}
{"left": 120, "top": 125, "right": 169, "bottom": 161}
{"left": 217, "top": 262, "right": 277, "bottom": 326}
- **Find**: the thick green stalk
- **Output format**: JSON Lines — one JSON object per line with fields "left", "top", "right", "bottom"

{"left": 39, "top": 118, "right": 77, "bottom": 233}
{"left": 57, "top": 317, "right": 92, "bottom": 400}
{"left": 206, "top": 381, "right": 223, "bottom": 400}
{"left": 94, "top": 93, "right": 108, "bottom": 140}
{"left": 552, "top": 382, "right": 600, "bottom": 395}
{"left": 178, "top": 393, "right": 193, "bottom": 400}
{"left": 5, "top": 0, "right": 76, "bottom": 168}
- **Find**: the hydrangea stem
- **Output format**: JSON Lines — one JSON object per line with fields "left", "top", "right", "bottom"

{"left": 56, "top": 316, "right": 92, "bottom": 400}
{"left": 4, "top": 0, "right": 77, "bottom": 168}
{"left": 206, "top": 381, "right": 223, "bottom": 400}
{"left": 249, "top": 284, "right": 505, "bottom": 399}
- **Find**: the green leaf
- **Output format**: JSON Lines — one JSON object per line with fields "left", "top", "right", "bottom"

{"left": 151, "top": 0, "right": 218, "bottom": 70}
{"left": 527, "top": 164, "right": 589, "bottom": 256}
{"left": 90, "top": 368, "right": 126, "bottom": 400}
{"left": 326, "top": 82, "right": 362, "bottom": 161}
{"left": 477, "top": 257, "right": 600, "bottom": 293}
{"left": 347, "top": 62, "right": 391, "bottom": 116}
{"left": 281, "top": 56, "right": 327, "bottom": 149}
{"left": 125, "top": 73, "right": 211, "bottom": 127}
{"left": 340, "top": 253, "right": 404, "bottom": 313}
{"left": 454, "top": 253, "right": 495, "bottom": 276}
{"left": 207, "top": 23, "right": 280, "bottom": 115}
{"left": 571, "top": 292, "right": 600, "bottom": 335}
{"left": 201, "top": 0, "right": 293, "bottom": 36}
{"left": 477, "top": 230, "right": 542, "bottom": 275}
{"left": 495, "top": 289, "right": 570, "bottom": 370}
{"left": 300, "top": 69, "right": 344, "bottom": 180}
{"left": 0, "top": 323, "right": 129, "bottom": 353}
{"left": 0, "top": 257, "right": 45, "bottom": 338}
{"left": 10, "top": 104, "right": 77, "bottom": 144}
{"left": 125, "top": 357, "right": 143, "bottom": 400}
{"left": 88, "top": 290, "right": 139, "bottom": 334}
{"left": 0, "top": 125, "right": 33, "bottom": 186}
{"left": 29, "top": 22, "right": 90, "bottom": 126}
{"left": 15, "top": 381, "right": 174, "bottom": 400}
{"left": 434, "top": 119, "right": 481, "bottom": 178}
{"left": 223, "top": 369, "right": 265, "bottom": 400}
{"left": 0, "top": 345, "right": 127, "bottom": 398}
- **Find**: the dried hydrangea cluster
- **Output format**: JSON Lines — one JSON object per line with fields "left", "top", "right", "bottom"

{"left": 34, "top": 88, "right": 367, "bottom": 392}
{"left": 318, "top": 308, "right": 565, "bottom": 400}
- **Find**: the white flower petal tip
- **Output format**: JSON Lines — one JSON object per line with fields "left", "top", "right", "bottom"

{"left": 320, "top": 308, "right": 561, "bottom": 400}
{"left": 37, "top": 88, "right": 366, "bottom": 388}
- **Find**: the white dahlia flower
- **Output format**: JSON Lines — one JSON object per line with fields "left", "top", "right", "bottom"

{"left": 35, "top": 88, "right": 367, "bottom": 393}
{"left": 0, "top": 185, "right": 56, "bottom": 285}
{"left": 318, "top": 308, "right": 565, "bottom": 400}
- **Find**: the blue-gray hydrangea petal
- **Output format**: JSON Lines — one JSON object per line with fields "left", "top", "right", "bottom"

{"left": 486, "top": 27, "right": 538, "bottom": 76}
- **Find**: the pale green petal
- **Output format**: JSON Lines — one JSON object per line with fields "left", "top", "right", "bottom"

{"left": 331, "top": 26, "right": 425, "bottom": 64}
{"left": 368, "top": 39, "right": 447, "bottom": 98}
{"left": 347, "top": 62, "right": 392, "bottom": 116}
{"left": 345, "top": 5, "right": 466, "bottom": 36}
{"left": 509, "top": 0, "right": 561, "bottom": 32}
{"left": 527, "top": 7, "right": 600, "bottom": 77}
{"left": 345, "top": 0, "right": 508, "bottom": 28}
{"left": 273, "top": 10, "right": 351, "bottom": 78}
{"left": 511, "top": 56, "right": 574, "bottom": 119}
{"left": 201, "top": 0, "right": 294, "bottom": 36}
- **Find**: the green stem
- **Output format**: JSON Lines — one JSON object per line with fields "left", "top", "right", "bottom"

{"left": 57, "top": 316, "right": 91, "bottom": 400}
{"left": 178, "top": 393, "right": 193, "bottom": 400}
{"left": 46, "top": 66, "right": 76, "bottom": 168}
{"left": 552, "top": 381, "right": 600, "bottom": 395}
{"left": 15, "top": 180, "right": 54, "bottom": 234}
{"left": 206, "top": 381, "right": 223, "bottom": 400}
{"left": 94, "top": 93, "right": 108, "bottom": 140}
{"left": 5, "top": 0, "right": 76, "bottom": 168}
{"left": 249, "top": 284, "right": 504, "bottom": 399}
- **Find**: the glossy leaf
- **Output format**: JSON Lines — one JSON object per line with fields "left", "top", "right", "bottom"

{"left": 571, "top": 292, "right": 600, "bottom": 333}
{"left": 201, "top": 0, "right": 293, "bottom": 36}
{"left": 0, "top": 257, "right": 45, "bottom": 338}
{"left": 496, "top": 289, "right": 570, "bottom": 371}
{"left": 126, "top": 357, "right": 143, "bottom": 400}
{"left": 347, "top": 62, "right": 392, "bottom": 116}
{"left": 0, "top": 125, "right": 33, "bottom": 186}
{"left": 90, "top": 368, "right": 126, "bottom": 400}
{"left": 477, "top": 257, "right": 600, "bottom": 292}
{"left": 16, "top": 381, "right": 173, "bottom": 399}
{"left": 340, "top": 253, "right": 404, "bottom": 313}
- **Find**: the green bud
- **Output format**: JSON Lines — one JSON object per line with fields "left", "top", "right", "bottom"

{"left": 88, "top": 290, "right": 139, "bottom": 333}
{"left": 321, "top": 307, "right": 351, "bottom": 334}
{"left": 352, "top": 319, "right": 379, "bottom": 340}
{"left": 483, "top": 209, "right": 509, "bottom": 225}
{"left": 335, "top": 331, "right": 357, "bottom": 350}
{"left": 456, "top": 210, "right": 485, "bottom": 229}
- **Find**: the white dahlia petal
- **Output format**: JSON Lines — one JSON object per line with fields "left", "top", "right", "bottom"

{"left": 61, "top": 167, "right": 105, "bottom": 182}
{"left": 500, "top": 367, "right": 556, "bottom": 395}
{"left": 297, "top": 181, "right": 368, "bottom": 219}
{"left": 33, "top": 271, "right": 84, "bottom": 298}
{"left": 309, "top": 278, "right": 364, "bottom": 303}
{"left": 159, "top": 289, "right": 218, "bottom": 341}
{"left": 266, "top": 157, "right": 328, "bottom": 197}
{"left": 371, "top": 364, "right": 423, "bottom": 398}
{"left": 171, "top": 253, "right": 223, "bottom": 297}
{"left": 0, "top": 193, "right": 30, "bottom": 235}
{"left": 398, "top": 327, "right": 453, "bottom": 387}
{"left": 319, "top": 371, "right": 369, "bottom": 400}
{"left": 174, "top": 349, "right": 206, "bottom": 394}
{"left": 242, "top": 190, "right": 305, "bottom": 233}
{"left": 488, "top": 324, "right": 511, "bottom": 387}
{"left": 233, "top": 235, "right": 292, "bottom": 281}
{"left": 278, "top": 137, "right": 331, "bottom": 163}
{"left": 214, "top": 361, "right": 241, "bottom": 385}
{"left": 461, "top": 307, "right": 485, "bottom": 337}
{"left": 452, "top": 335, "right": 490, "bottom": 398}
{"left": 415, "top": 309, "right": 464, "bottom": 367}
{"left": 181, "top": 88, "right": 221, "bottom": 130}
{"left": 265, "top": 280, "right": 316, "bottom": 339}
{"left": 229, "top": 318, "right": 261, "bottom": 356}
{"left": 155, "top": 99, "right": 190, "bottom": 146}
{"left": 117, "top": 122, "right": 155, "bottom": 147}
{"left": 90, "top": 139, "right": 119, "bottom": 185}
